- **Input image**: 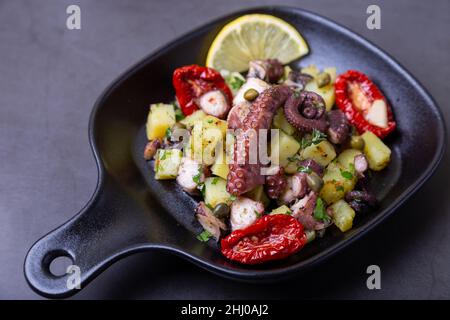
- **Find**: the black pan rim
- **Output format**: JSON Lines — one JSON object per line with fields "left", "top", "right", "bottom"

{"left": 32, "top": 6, "right": 447, "bottom": 283}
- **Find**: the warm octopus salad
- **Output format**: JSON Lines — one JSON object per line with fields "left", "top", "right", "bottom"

{"left": 143, "top": 18, "right": 395, "bottom": 265}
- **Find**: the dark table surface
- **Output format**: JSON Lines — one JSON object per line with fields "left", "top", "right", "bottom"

{"left": 1, "top": 0, "right": 449, "bottom": 299}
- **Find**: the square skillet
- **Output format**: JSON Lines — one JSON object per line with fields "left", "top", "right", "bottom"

{"left": 24, "top": 6, "right": 446, "bottom": 298}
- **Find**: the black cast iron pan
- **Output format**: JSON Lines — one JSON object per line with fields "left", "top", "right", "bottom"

{"left": 24, "top": 6, "right": 447, "bottom": 298}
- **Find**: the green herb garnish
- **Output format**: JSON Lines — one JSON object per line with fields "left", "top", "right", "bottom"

{"left": 229, "top": 75, "right": 245, "bottom": 90}
{"left": 254, "top": 210, "right": 262, "bottom": 218}
{"left": 165, "top": 127, "right": 172, "bottom": 138}
{"left": 192, "top": 174, "right": 201, "bottom": 184}
{"left": 311, "top": 129, "right": 327, "bottom": 145}
{"left": 175, "top": 108, "right": 185, "bottom": 122}
{"left": 192, "top": 168, "right": 202, "bottom": 184}
{"left": 313, "top": 198, "right": 330, "bottom": 222}
{"left": 340, "top": 169, "right": 353, "bottom": 180}
{"left": 297, "top": 166, "right": 312, "bottom": 174}
{"left": 230, "top": 195, "right": 237, "bottom": 201}
{"left": 198, "top": 183, "right": 206, "bottom": 197}
{"left": 211, "top": 177, "right": 219, "bottom": 185}
{"left": 207, "top": 119, "right": 214, "bottom": 124}
{"left": 300, "top": 129, "right": 327, "bottom": 149}
{"left": 196, "top": 230, "right": 212, "bottom": 242}
{"left": 336, "top": 185, "right": 345, "bottom": 192}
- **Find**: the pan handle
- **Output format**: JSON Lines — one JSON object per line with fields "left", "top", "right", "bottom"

{"left": 24, "top": 175, "right": 150, "bottom": 298}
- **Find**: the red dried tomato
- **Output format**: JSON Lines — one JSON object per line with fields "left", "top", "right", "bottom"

{"left": 335, "top": 70, "right": 396, "bottom": 139}
{"left": 172, "top": 65, "right": 233, "bottom": 116}
{"left": 220, "top": 214, "right": 307, "bottom": 265}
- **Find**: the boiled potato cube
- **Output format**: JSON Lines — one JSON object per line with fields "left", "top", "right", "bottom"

{"left": 146, "top": 103, "right": 176, "bottom": 140}
{"left": 202, "top": 127, "right": 224, "bottom": 166}
{"left": 361, "top": 131, "right": 391, "bottom": 171}
{"left": 271, "top": 130, "right": 301, "bottom": 167}
{"left": 302, "top": 65, "right": 336, "bottom": 111}
{"left": 245, "top": 185, "right": 270, "bottom": 208}
{"left": 301, "top": 64, "right": 320, "bottom": 77}
{"left": 281, "top": 65, "right": 293, "bottom": 82}
{"left": 270, "top": 205, "right": 292, "bottom": 215}
{"left": 273, "top": 108, "right": 296, "bottom": 135}
{"left": 329, "top": 200, "right": 356, "bottom": 232}
{"left": 337, "top": 149, "right": 362, "bottom": 169}
{"left": 211, "top": 148, "right": 229, "bottom": 179}
{"left": 154, "top": 149, "right": 182, "bottom": 180}
{"left": 191, "top": 121, "right": 204, "bottom": 162}
{"left": 204, "top": 177, "right": 232, "bottom": 208}
{"left": 183, "top": 135, "right": 194, "bottom": 159}
{"left": 305, "top": 80, "right": 335, "bottom": 111}
{"left": 191, "top": 116, "right": 227, "bottom": 164}
{"left": 324, "top": 67, "right": 337, "bottom": 82}
{"left": 202, "top": 115, "right": 227, "bottom": 136}
{"left": 320, "top": 162, "right": 357, "bottom": 204}
{"left": 211, "top": 163, "right": 229, "bottom": 180}
{"left": 301, "top": 140, "right": 336, "bottom": 167}
{"left": 284, "top": 160, "right": 299, "bottom": 174}
{"left": 179, "top": 109, "right": 207, "bottom": 128}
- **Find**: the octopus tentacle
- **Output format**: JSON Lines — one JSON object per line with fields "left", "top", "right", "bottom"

{"left": 226, "top": 86, "right": 292, "bottom": 196}
{"left": 247, "top": 59, "right": 284, "bottom": 83}
{"left": 327, "top": 109, "right": 350, "bottom": 144}
{"left": 283, "top": 91, "right": 328, "bottom": 133}
{"left": 265, "top": 166, "right": 287, "bottom": 199}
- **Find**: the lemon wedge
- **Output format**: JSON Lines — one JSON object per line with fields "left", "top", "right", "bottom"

{"left": 206, "top": 14, "right": 309, "bottom": 72}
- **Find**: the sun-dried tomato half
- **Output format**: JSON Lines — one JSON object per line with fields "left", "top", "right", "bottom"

{"left": 220, "top": 214, "right": 307, "bottom": 265}
{"left": 172, "top": 65, "right": 233, "bottom": 116}
{"left": 335, "top": 70, "right": 396, "bottom": 139}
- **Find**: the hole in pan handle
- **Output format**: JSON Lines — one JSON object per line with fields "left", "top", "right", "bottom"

{"left": 23, "top": 175, "right": 150, "bottom": 298}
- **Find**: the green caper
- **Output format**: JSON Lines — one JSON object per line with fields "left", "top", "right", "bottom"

{"left": 213, "top": 203, "right": 230, "bottom": 219}
{"left": 316, "top": 72, "right": 331, "bottom": 88}
{"left": 350, "top": 135, "right": 365, "bottom": 150}
{"left": 306, "top": 172, "right": 324, "bottom": 193}
{"left": 244, "top": 88, "right": 259, "bottom": 101}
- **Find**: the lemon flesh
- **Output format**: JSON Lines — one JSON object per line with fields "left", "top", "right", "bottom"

{"left": 206, "top": 14, "right": 309, "bottom": 72}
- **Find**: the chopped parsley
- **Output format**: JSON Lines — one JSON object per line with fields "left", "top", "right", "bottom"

{"left": 336, "top": 185, "right": 345, "bottom": 192}
{"left": 340, "top": 168, "right": 354, "bottom": 180}
{"left": 230, "top": 195, "right": 237, "bottom": 201}
{"left": 198, "top": 183, "right": 206, "bottom": 197}
{"left": 313, "top": 198, "right": 330, "bottom": 222}
{"left": 196, "top": 230, "right": 212, "bottom": 242}
{"left": 192, "top": 172, "right": 202, "bottom": 184}
{"left": 301, "top": 129, "right": 327, "bottom": 148}
{"left": 287, "top": 154, "right": 300, "bottom": 162}
{"left": 341, "top": 163, "right": 355, "bottom": 180}
{"left": 165, "top": 127, "right": 172, "bottom": 138}
{"left": 254, "top": 210, "right": 262, "bottom": 218}
{"left": 159, "top": 150, "right": 168, "bottom": 160}
{"left": 228, "top": 75, "right": 245, "bottom": 91}
{"left": 207, "top": 119, "right": 214, "bottom": 124}
{"left": 297, "top": 166, "right": 312, "bottom": 174}
{"left": 311, "top": 129, "right": 328, "bottom": 145}
{"left": 175, "top": 108, "right": 185, "bottom": 122}
{"left": 211, "top": 177, "right": 219, "bottom": 185}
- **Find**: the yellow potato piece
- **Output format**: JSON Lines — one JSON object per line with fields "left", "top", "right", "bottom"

{"left": 361, "top": 131, "right": 391, "bottom": 171}
{"left": 146, "top": 103, "right": 175, "bottom": 140}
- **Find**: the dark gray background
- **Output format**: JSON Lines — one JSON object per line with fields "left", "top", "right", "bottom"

{"left": 0, "top": 0, "right": 449, "bottom": 299}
